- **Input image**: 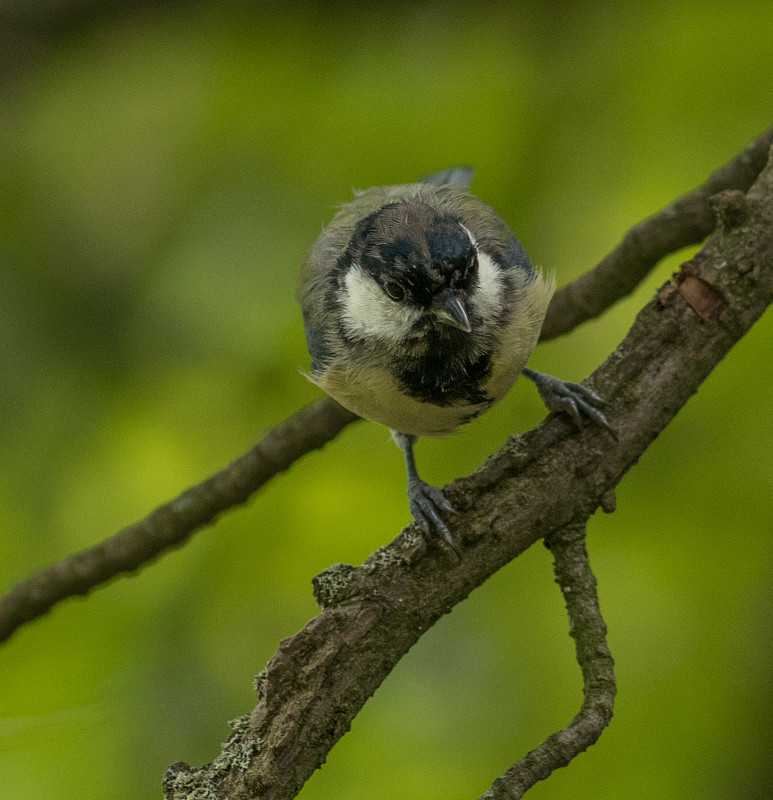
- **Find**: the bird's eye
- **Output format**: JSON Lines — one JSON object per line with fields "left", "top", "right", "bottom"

{"left": 383, "top": 280, "right": 405, "bottom": 302}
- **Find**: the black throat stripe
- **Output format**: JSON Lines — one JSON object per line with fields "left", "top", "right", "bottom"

{"left": 394, "top": 346, "right": 493, "bottom": 407}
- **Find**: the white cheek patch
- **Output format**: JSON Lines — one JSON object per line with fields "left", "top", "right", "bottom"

{"left": 341, "top": 264, "right": 422, "bottom": 343}
{"left": 460, "top": 223, "right": 505, "bottom": 325}
{"left": 472, "top": 250, "right": 505, "bottom": 320}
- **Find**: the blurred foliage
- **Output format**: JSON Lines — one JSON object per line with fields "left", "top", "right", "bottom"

{"left": 1, "top": 1, "right": 772, "bottom": 798}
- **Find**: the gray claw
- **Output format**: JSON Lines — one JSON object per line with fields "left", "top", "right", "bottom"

{"left": 395, "top": 431, "right": 462, "bottom": 559}
{"left": 407, "top": 480, "right": 461, "bottom": 559}
{"left": 523, "top": 368, "right": 617, "bottom": 440}
{"left": 560, "top": 380, "right": 608, "bottom": 406}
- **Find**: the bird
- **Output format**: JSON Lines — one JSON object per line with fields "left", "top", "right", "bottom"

{"left": 297, "top": 167, "right": 612, "bottom": 557}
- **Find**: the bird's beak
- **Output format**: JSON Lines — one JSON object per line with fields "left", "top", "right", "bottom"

{"left": 434, "top": 292, "right": 472, "bottom": 333}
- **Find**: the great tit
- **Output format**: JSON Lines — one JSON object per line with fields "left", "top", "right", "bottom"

{"left": 297, "top": 167, "right": 611, "bottom": 556}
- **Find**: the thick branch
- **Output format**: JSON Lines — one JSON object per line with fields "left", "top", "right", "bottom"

{"left": 162, "top": 146, "right": 773, "bottom": 799}
{"left": 479, "top": 522, "right": 615, "bottom": 799}
{"left": 0, "top": 397, "right": 358, "bottom": 644}
{"left": 1, "top": 130, "right": 770, "bottom": 646}
{"left": 540, "top": 126, "right": 773, "bottom": 340}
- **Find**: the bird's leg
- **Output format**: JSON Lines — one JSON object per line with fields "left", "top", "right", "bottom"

{"left": 522, "top": 367, "right": 616, "bottom": 439}
{"left": 392, "top": 431, "right": 461, "bottom": 558}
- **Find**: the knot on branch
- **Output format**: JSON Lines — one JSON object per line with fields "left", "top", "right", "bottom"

{"left": 599, "top": 488, "right": 617, "bottom": 514}
{"left": 711, "top": 189, "right": 750, "bottom": 231}
{"left": 675, "top": 259, "right": 729, "bottom": 322}
{"left": 312, "top": 562, "right": 359, "bottom": 607}
{"left": 544, "top": 521, "right": 587, "bottom": 551}
{"left": 163, "top": 716, "right": 262, "bottom": 800}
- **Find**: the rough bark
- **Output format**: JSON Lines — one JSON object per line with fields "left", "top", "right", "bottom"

{"left": 160, "top": 145, "right": 773, "bottom": 799}
{"left": 2, "top": 128, "right": 770, "bottom": 648}
{"left": 478, "top": 522, "right": 615, "bottom": 799}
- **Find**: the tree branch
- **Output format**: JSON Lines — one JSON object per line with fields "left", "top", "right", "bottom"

{"left": 161, "top": 143, "right": 773, "bottom": 799}
{"left": 1, "top": 129, "right": 770, "bottom": 648}
{"left": 540, "top": 126, "right": 773, "bottom": 340}
{"left": 479, "top": 521, "right": 615, "bottom": 799}
{"left": 0, "top": 397, "right": 358, "bottom": 644}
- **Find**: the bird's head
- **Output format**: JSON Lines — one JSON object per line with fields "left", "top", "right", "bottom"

{"left": 337, "top": 201, "right": 482, "bottom": 346}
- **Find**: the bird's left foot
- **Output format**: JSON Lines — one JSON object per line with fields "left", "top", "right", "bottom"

{"left": 407, "top": 478, "right": 461, "bottom": 559}
{"left": 522, "top": 368, "right": 617, "bottom": 440}
{"left": 393, "top": 430, "right": 463, "bottom": 560}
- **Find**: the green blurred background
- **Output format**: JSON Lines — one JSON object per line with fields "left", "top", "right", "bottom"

{"left": 1, "top": 2, "right": 772, "bottom": 798}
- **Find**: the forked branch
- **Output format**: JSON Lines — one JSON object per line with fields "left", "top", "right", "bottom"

{"left": 540, "top": 126, "right": 773, "bottom": 339}
{"left": 2, "top": 128, "right": 771, "bottom": 647}
{"left": 163, "top": 143, "right": 773, "bottom": 799}
{"left": 479, "top": 522, "right": 615, "bottom": 799}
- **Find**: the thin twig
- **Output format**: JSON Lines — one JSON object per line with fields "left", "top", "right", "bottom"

{"left": 540, "top": 126, "right": 773, "bottom": 340}
{"left": 0, "top": 397, "right": 359, "bottom": 644}
{"left": 479, "top": 522, "right": 615, "bottom": 799}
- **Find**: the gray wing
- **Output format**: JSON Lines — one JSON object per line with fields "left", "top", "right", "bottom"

{"left": 303, "top": 319, "right": 333, "bottom": 377}
{"left": 421, "top": 166, "right": 474, "bottom": 189}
